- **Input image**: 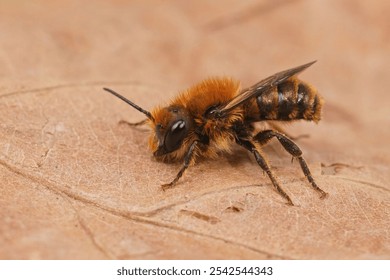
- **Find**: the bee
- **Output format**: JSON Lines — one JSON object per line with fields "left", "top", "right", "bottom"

{"left": 104, "top": 61, "right": 328, "bottom": 205}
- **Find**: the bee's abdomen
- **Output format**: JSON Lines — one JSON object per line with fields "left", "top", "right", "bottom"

{"left": 254, "top": 79, "right": 323, "bottom": 123}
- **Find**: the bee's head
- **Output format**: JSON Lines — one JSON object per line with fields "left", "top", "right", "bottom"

{"left": 103, "top": 88, "right": 192, "bottom": 158}
{"left": 150, "top": 105, "right": 193, "bottom": 157}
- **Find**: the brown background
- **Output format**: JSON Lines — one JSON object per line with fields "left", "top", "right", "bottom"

{"left": 0, "top": 0, "right": 389, "bottom": 259}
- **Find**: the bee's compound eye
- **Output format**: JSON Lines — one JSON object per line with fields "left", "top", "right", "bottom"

{"left": 164, "top": 120, "right": 187, "bottom": 153}
{"left": 204, "top": 104, "right": 220, "bottom": 118}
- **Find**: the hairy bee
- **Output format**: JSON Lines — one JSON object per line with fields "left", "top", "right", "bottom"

{"left": 104, "top": 61, "right": 327, "bottom": 205}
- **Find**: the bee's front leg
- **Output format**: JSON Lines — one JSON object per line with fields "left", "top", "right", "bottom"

{"left": 161, "top": 140, "right": 198, "bottom": 191}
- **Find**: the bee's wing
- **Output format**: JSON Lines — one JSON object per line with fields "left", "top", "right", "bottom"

{"left": 216, "top": 61, "right": 316, "bottom": 116}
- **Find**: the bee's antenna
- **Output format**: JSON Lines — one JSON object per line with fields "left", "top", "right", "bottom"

{"left": 103, "top": 88, "right": 155, "bottom": 122}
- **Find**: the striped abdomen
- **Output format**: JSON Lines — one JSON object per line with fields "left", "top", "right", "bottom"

{"left": 251, "top": 78, "right": 323, "bottom": 123}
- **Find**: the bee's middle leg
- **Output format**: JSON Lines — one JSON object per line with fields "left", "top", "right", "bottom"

{"left": 236, "top": 138, "right": 294, "bottom": 206}
{"left": 161, "top": 141, "right": 198, "bottom": 191}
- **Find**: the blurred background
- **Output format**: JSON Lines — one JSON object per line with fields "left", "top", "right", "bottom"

{"left": 1, "top": 0, "right": 389, "bottom": 155}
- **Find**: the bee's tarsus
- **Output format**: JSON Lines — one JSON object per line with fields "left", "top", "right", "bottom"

{"left": 160, "top": 141, "right": 199, "bottom": 190}
{"left": 297, "top": 156, "right": 328, "bottom": 198}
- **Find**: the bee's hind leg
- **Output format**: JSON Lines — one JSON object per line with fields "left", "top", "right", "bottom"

{"left": 254, "top": 129, "right": 328, "bottom": 199}
{"left": 236, "top": 138, "right": 294, "bottom": 206}
{"left": 161, "top": 141, "right": 198, "bottom": 191}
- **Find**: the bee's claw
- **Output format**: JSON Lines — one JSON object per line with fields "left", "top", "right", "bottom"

{"left": 161, "top": 182, "right": 174, "bottom": 191}
{"left": 319, "top": 191, "right": 328, "bottom": 199}
{"left": 286, "top": 201, "right": 295, "bottom": 206}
